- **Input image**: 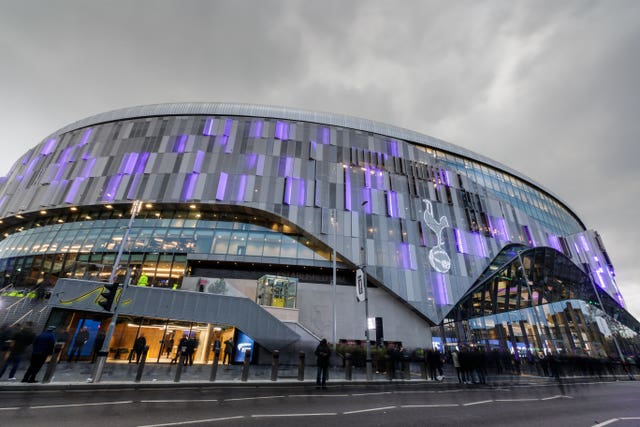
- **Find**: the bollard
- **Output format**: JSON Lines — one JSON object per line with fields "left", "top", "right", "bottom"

{"left": 297, "top": 351, "right": 306, "bottom": 381}
{"left": 241, "top": 349, "right": 251, "bottom": 382}
{"left": 173, "top": 346, "right": 187, "bottom": 383}
{"left": 135, "top": 346, "right": 149, "bottom": 383}
{"left": 344, "top": 353, "right": 352, "bottom": 381}
{"left": 270, "top": 350, "right": 279, "bottom": 381}
{"left": 386, "top": 354, "right": 394, "bottom": 381}
{"left": 403, "top": 355, "right": 411, "bottom": 380}
{"left": 420, "top": 356, "right": 428, "bottom": 380}
{"left": 42, "top": 342, "right": 64, "bottom": 384}
{"left": 209, "top": 348, "right": 220, "bottom": 382}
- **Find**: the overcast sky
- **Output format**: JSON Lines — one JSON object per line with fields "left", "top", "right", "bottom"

{"left": 1, "top": 1, "right": 639, "bottom": 319}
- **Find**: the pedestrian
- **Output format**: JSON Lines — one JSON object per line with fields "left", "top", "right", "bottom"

{"left": 0, "top": 322, "right": 35, "bottom": 380}
{"left": 314, "top": 338, "right": 331, "bottom": 389}
{"left": 22, "top": 326, "right": 57, "bottom": 383}
{"left": 133, "top": 335, "right": 147, "bottom": 364}
{"left": 223, "top": 338, "right": 234, "bottom": 365}
{"left": 164, "top": 337, "right": 174, "bottom": 358}
{"left": 69, "top": 327, "right": 89, "bottom": 362}
{"left": 171, "top": 335, "right": 188, "bottom": 364}
{"left": 91, "top": 330, "right": 106, "bottom": 363}
{"left": 186, "top": 335, "right": 198, "bottom": 366}
{"left": 452, "top": 349, "right": 462, "bottom": 383}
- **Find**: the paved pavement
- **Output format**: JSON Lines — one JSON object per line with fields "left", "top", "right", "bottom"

{"left": 1, "top": 358, "right": 622, "bottom": 391}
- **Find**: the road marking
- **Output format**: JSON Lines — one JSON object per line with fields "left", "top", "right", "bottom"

{"left": 289, "top": 394, "right": 350, "bottom": 398}
{"left": 463, "top": 400, "right": 493, "bottom": 406}
{"left": 139, "top": 399, "right": 218, "bottom": 403}
{"left": 494, "top": 398, "right": 538, "bottom": 402}
{"left": 401, "top": 404, "right": 459, "bottom": 408}
{"left": 224, "top": 395, "right": 286, "bottom": 402}
{"left": 251, "top": 412, "right": 337, "bottom": 418}
{"left": 0, "top": 407, "right": 20, "bottom": 411}
{"left": 351, "top": 391, "right": 393, "bottom": 396}
{"left": 541, "top": 395, "right": 572, "bottom": 400}
{"left": 343, "top": 406, "right": 396, "bottom": 414}
{"left": 29, "top": 400, "right": 133, "bottom": 409}
{"left": 593, "top": 419, "right": 619, "bottom": 427}
{"left": 138, "top": 415, "right": 244, "bottom": 427}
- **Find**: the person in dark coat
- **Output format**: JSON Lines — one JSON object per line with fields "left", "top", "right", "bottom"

{"left": 186, "top": 336, "right": 198, "bottom": 366}
{"left": 314, "top": 338, "right": 331, "bottom": 389}
{"left": 133, "top": 335, "right": 147, "bottom": 364}
{"left": 223, "top": 338, "right": 234, "bottom": 365}
{"left": 22, "top": 326, "right": 57, "bottom": 383}
{"left": 172, "top": 335, "right": 189, "bottom": 364}
{"left": 91, "top": 330, "right": 106, "bottom": 363}
{"left": 69, "top": 327, "right": 89, "bottom": 362}
{"left": 0, "top": 322, "right": 35, "bottom": 380}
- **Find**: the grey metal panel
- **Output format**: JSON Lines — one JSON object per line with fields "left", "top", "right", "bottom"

{"left": 49, "top": 279, "right": 299, "bottom": 351}
{"left": 41, "top": 102, "right": 563, "bottom": 205}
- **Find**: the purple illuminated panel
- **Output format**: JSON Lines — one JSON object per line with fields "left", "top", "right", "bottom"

{"left": 236, "top": 174, "right": 247, "bottom": 202}
{"left": 388, "top": 140, "right": 399, "bottom": 157}
{"left": 362, "top": 188, "right": 372, "bottom": 213}
{"left": 274, "top": 121, "right": 289, "bottom": 140}
{"left": 53, "top": 147, "right": 73, "bottom": 182}
{"left": 250, "top": 120, "right": 263, "bottom": 138}
{"left": 364, "top": 166, "right": 371, "bottom": 188}
{"left": 399, "top": 243, "right": 417, "bottom": 270}
{"left": 244, "top": 153, "right": 257, "bottom": 169}
{"left": 547, "top": 234, "right": 563, "bottom": 252}
{"left": 22, "top": 156, "right": 41, "bottom": 181}
{"left": 173, "top": 135, "right": 187, "bottom": 153}
{"left": 579, "top": 235, "right": 590, "bottom": 252}
{"left": 454, "top": 228, "right": 467, "bottom": 254}
{"left": 523, "top": 225, "right": 536, "bottom": 246}
{"left": 41, "top": 138, "right": 57, "bottom": 155}
{"left": 321, "top": 128, "right": 330, "bottom": 145}
{"left": 223, "top": 119, "right": 232, "bottom": 136}
{"left": 441, "top": 170, "right": 450, "bottom": 187}
{"left": 193, "top": 150, "right": 204, "bottom": 173}
{"left": 102, "top": 175, "right": 123, "bottom": 202}
{"left": 79, "top": 128, "right": 93, "bottom": 146}
{"left": 65, "top": 178, "right": 83, "bottom": 203}
{"left": 284, "top": 177, "right": 293, "bottom": 205}
{"left": 119, "top": 152, "right": 139, "bottom": 175}
{"left": 493, "top": 217, "right": 509, "bottom": 241}
{"left": 216, "top": 172, "right": 228, "bottom": 201}
{"left": 431, "top": 273, "right": 450, "bottom": 305}
{"left": 182, "top": 173, "right": 199, "bottom": 201}
{"left": 386, "top": 190, "right": 398, "bottom": 218}
{"left": 203, "top": 118, "right": 215, "bottom": 136}
{"left": 472, "top": 233, "right": 488, "bottom": 258}
{"left": 0, "top": 195, "right": 6, "bottom": 208}
{"left": 134, "top": 152, "right": 150, "bottom": 174}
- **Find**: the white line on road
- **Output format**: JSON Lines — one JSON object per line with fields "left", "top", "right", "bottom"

{"left": 540, "top": 395, "right": 572, "bottom": 400}
{"left": 343, "top": 406, "right": 396, "bottom": 414}
{"left": 463, "top": 400, "right": 494, "bottom": 406}
{"left": 350, "top": 391, "right": 393, "bottom": 396}
{"left": 251, "top": 413, "right": 337, "bottom": 418}
{"left": 592, "top": 419, "right": 620, "bottom": 427}
{"left": 401, "top": 404, "right": 460, "bottom": 408}
{"left": 289, "top": 394, "right": 350, "bottom": 398}
{"left": 0, "top": 407, "right": 20, "bottom": 411}
{"left": 29, "top": 400, "right": 134, "bottom": 409}
{"left": 139, "top": 399, "right": 218, "bottom": 403}
{"left": 137, "top": 415, "right": 245, "bottom": 427}
{"left": 224, "top": 395, "right": 286, "bottom": 402}
{"left": 494, "top": 398, "right": 538, "bottom": 402}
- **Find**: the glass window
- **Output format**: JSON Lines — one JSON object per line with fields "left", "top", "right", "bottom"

{"left": 212, "top": 231, "right": 231, "bottom": 254}
{"left": 245, "top": 232, "right": 264, "bottom": 256}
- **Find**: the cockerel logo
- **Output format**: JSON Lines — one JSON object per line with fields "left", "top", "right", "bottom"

{"left": 423, "top": 199, "right": 451, "bottom": 273}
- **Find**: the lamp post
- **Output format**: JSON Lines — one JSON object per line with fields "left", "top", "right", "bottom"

{"left": 90, "top": 200, "right": 141, "bottom": 383}
{"left": 331, "top": 208, "right": 338, "bottom": 354}
{"left": 360, "top": 201, "right": 373, "bottom": 380}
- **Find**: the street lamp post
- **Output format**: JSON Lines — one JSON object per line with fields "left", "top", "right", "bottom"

{"left": 360, "top": 201, "right": 373, "bottom": 380}
{"left": 89, "top": 200, "right": 141, "bottom": 383}
{"left": 331, "top": 208, "right": 338, "bottom": 354}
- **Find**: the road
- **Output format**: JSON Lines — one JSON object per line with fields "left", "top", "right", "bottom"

{"left": 1, "top": 380, "right": 638, "bottom": 426}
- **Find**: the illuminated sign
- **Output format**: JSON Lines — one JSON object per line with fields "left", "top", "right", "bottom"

{"left": 423, "top": 199, "right": 451, "bottom": 273}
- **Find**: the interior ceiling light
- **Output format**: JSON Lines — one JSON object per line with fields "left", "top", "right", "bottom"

{"left": 70, "top": 207, "right": 78, "bottom": 211}
{"left": 105, "top": 204, "right": 113, "bottom": 209}
{"left": 39, "top": 210, "right": 47, "bottom": 215}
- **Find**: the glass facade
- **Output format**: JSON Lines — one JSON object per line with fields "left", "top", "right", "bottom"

{"left": 0, "top": 103, "right": 632, "bottom": 330}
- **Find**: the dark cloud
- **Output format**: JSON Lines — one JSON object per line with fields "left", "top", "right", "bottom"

{"left": 0, "top": 0, "right": 638, "bottom": 317}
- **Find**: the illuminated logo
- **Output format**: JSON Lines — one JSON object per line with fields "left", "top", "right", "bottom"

{"left": 423, "top": 199, "right": 451, "bottom": 273}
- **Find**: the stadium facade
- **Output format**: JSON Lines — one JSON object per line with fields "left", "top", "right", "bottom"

{"left": 0, "top": 103, "right": 637, "bottom": 364}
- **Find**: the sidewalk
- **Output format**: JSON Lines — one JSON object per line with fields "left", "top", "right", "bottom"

{"left": 0, "top": 360, "right": 585, "bottom": 391}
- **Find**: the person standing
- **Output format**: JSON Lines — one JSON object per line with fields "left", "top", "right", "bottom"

{"left": 314, "top": 338, "right": 331, "bottom": 389}
{"left": 69, "top": 326, "right": 90, "bottom": 362}
{"left": 186, "top": 335, "right": 198, "bottom": 366}
{"left": 22, "top": 326, "right": 56, "bottom": 383}
{"left": 223, "top": 338, "right": 234, "bottom": 365}
{"left": 164, "top": 337, "right": 174, "bottom": 358}
{"left": 133, "top": 335, "right": 147, "bottom": 364}
{"left": 0, "top": 322, "right": 35, "bottom": 380}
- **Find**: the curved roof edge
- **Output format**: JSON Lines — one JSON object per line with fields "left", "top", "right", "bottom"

{"left": 45, "top": 102, "right": 579, "bottom": 225}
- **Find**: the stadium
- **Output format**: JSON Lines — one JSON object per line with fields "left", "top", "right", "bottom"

{"left": 0, "top": 103, "right": 637, "bottom": 366}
